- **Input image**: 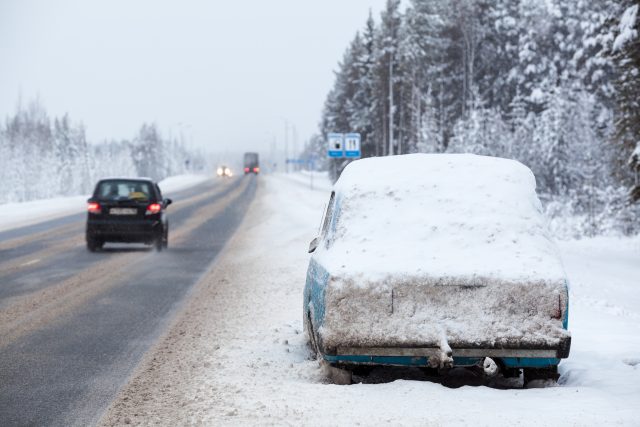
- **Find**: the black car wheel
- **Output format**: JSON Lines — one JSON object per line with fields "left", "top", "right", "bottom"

{"left": 162, "top": 224, "right": 169, "bottom": 249}
{"left": 523, "top": 366, "right": 559, "bottom": 387}
{"left": 86, "top": 237, "right": 103, "bottom": 252}
{"left": 154, "top": 235, "right": 163, "bottom": 252}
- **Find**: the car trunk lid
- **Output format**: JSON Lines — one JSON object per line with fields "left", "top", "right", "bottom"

{"left": 318, "top": 275, "right": 569, "bottom": 355}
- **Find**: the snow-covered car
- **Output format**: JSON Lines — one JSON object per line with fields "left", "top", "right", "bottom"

{"left": 304, "top": 154, "right": 571, "bottom": 385}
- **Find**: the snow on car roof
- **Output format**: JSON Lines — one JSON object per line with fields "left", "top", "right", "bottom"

{"left": 316, "top": 153, "right": 566, "bottom": 284}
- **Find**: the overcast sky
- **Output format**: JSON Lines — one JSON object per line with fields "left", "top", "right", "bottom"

{"left": 0, "top": 0, "right": 387, "bottom": 155}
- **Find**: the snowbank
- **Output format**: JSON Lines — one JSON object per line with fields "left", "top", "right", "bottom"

{"left": 157, "top": 174, "right": 210, "bottom": 193}
{"left": 0, "top": 195, "right": 88, "bottom": 233}
{"left": 316, "top": 153, "right": 566, "bottom": 283}
{"left": 267, "top": 170, "right": 333, "bottom": 193}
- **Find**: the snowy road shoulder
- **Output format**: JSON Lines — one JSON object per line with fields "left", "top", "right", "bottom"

{"left": 100, "top": 173, "right": 640, "bottom": 426}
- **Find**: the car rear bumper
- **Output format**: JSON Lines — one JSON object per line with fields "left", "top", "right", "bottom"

{"left": 87, "top": 220, "right": 162, "bottom": 242}
{"left": 323, "top": 339, "right": 570, "bottom": 369}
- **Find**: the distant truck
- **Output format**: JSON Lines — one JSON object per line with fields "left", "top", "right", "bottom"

{"left": 244, "top": 152, "right": 259, "bottom": 174}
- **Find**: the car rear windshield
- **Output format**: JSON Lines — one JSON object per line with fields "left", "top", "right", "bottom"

{"left": 95, "top": 180, "right": 155, "bottom": 202}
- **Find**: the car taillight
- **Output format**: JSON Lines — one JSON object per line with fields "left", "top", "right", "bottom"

{"left": 244, "top": 167, "right": 250, "bottom": 172}
{"left": 253, "top": 167, "right": 259, "bottom": 173}
{"left": 146, "top": 203, "right": 162, "bottom": 215}
{"left": 87, "top": 202, "right": 101, "bottom": 214}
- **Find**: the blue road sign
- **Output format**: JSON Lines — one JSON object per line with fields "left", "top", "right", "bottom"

{"left": 327, "top": 133, "right": 344, "bottom": 158}
{"left": 344, "top": 133, "right": 361, "bottom": 158}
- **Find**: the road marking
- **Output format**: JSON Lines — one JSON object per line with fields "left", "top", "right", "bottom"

{"left": 19, "top": 259, "right": 40, "bottom": 267}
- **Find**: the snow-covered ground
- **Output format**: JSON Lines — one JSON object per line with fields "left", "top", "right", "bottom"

{"left": 102, "top": 172, "right": 640, "bottom": 426}
{"left": 0, "top": 174, "right": 210, "bottom": 232}
{"left": 157, "top": 174, "right": 211, "bottom": 194}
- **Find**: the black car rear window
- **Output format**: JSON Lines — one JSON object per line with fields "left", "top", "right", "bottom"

{"left": 95, "top": 180, "right": 154, "bottom": 202}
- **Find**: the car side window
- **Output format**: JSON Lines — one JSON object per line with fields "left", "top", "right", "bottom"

{"left": 155, "top": 184, "right": 163, "bottom": 200}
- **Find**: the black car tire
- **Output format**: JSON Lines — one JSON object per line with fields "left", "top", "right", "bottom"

{"left": 162, "top": 225, "right": 169, "bottom": 249}
{"left": 523, "top": 366, "right": 559, "bottom": 387}
{"left": 86, "top": 237, "right": 103, "bottom": 252}
{"left": 154, "top": 235, "right": 163, "bottom": 252}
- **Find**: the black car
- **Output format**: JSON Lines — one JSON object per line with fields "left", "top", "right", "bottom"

{"left": 86, "top": 177, "right": 172, "bottom": 252}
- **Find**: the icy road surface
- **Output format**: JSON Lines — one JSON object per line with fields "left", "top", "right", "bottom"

{"left": 101, "top": 173, "right": 640, "bottom": 426}
{"left": 0, "top": 175, "right": 256, "bottom": 426}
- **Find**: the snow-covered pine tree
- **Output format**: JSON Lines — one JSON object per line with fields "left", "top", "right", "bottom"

{"left": 376, "top": 0, "right": 402, "bottom": 156}
{"left": 612, "top": 1, "right": 640, "bottom": 201}
{"left": 405, "top": 0, "right": 456, "bottom": 150}
{"left": 350, "top": 14, "right": 380, "bottom": 158}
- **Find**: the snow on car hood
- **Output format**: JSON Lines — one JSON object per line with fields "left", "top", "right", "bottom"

{"left": 314, "top": 153, "right": 566, "bottom": 285}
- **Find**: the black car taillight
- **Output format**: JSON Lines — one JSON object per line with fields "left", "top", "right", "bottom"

{"left": 146, "top": 203, "right": 162, "bottom": 215}
{"left": 87, "top": 202, "right": 101, "bottom": 214}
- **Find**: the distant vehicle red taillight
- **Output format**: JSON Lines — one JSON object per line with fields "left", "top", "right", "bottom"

{"left": 253, "top": 167, "right": 260, "bottom": 173}
{"left": 244, "top": 167, "right": 250, "bottom": 173}
{"left": 87, "top": 202, "right": 101, "bottom": 214}
{"left": 146, "top": 203, "right": 162, "bottom": 215}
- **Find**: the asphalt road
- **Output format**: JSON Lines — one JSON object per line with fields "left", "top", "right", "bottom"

{"left": 0, "top": 175, "right": 257, "bottom": 426}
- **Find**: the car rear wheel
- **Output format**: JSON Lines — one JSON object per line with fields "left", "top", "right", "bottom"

{"left": 154, "top": 236, "right": 163, "bottom": 252}
{"left": 304, "top": 310, "right": 320, "bottom": 359}
{"left": 321, "top": 361, "right": 353, "bottom": 385}
{"left": 86, "top": 238, "right": 103, "bottom": 252}
{"left": 162, "top": 225, "right": 169, "bottom": 249}
{"left": 523, "top": 366, "right": 559, "bottom": 388}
